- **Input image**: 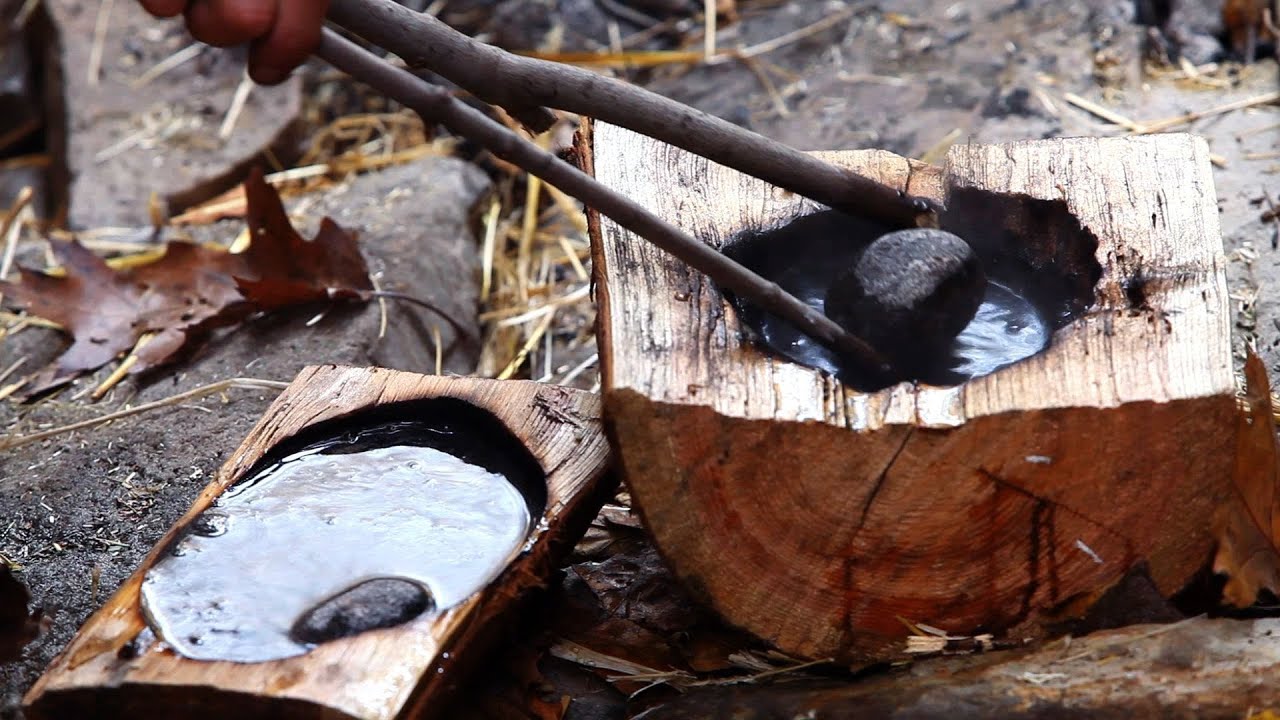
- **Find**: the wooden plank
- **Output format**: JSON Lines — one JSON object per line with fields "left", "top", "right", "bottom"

{"left": 585, "top": 121, "right": 1237, "bottom": 662}
{"left": 24, "top": 366, "right": 614, "bottom": 720}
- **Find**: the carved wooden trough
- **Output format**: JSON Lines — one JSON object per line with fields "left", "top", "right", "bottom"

{"left": 24, "top": 367, "right": 613, "bottom": 719}
{"left": 582, "top": 121, "right": 1238, "bottom": 663}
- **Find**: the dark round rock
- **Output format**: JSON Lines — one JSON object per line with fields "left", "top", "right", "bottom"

{"left": 290, "top": 577, "right": 434, "bottom": 645}
{"left": 824, "top": 228, "right": 986, "bottom": 375}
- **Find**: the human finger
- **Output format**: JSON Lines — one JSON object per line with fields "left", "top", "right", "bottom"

{"left": 185, "top": 0, "right": 278, "bottom": 47}
{"left": 248, "top": 0, "right": 328, "bottom": 85}
{"left": 138, "top": 0, "right": 188, "bottom": 17}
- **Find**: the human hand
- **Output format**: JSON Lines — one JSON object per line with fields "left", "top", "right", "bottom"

{"left": 138, "top": 0, "right": 329, "bottom": 85}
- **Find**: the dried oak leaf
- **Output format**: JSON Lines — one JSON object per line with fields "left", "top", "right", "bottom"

{"left": 1, "top": 565, "right": 48, "bottom": 663}
{"left": 235, "top": 167, "right": 373, "bottom": 309}
{"left": 1213, "top": 349, "right": 1280, "bottom": 606}
{"left": 0, "top": 171, "right": 373, "bottom": 387}
{"left": 0, "top": 238, "right": 246, "bottom": 385}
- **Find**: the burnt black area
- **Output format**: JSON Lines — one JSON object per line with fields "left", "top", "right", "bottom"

{"left": 720, "top": 210, "right": 896, "bottom": 387}
{"left": 1124, "top": 275, "right": 1151, "bottom": 310}
{"left": 719, "top": 187, "right": 1102, "bottom": 391}
{"left": 941, "top": 186, "right": 1102, "bottom": 327}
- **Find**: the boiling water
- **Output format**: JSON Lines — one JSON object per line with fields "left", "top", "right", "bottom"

{"left": 950, "top": 282, "right": 1050, "bottom": 378}
{"left": 756, "top": 280, "right": 1049, "bottom": 386}
{"left": 140, "top": 440, "right": 532, "bottom": 663}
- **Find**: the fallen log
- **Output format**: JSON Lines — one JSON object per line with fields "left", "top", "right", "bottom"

{"left": 23, "top": 366, "right": 614, "bottom": 719}
{"left": 635, "top": 616, "right": 1280, "bottom": 719}
{"left": 583, "top": 122, "right": 1239, "bottom": 663}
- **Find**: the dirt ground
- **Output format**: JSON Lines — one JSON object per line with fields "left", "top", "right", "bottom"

{"left": 2, "top": 0, "right": 1279, "bottom": 717}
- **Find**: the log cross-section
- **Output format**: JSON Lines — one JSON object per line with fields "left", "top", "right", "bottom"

{"left": 24, "top": 366, "right": 614, "bottom": 720}
{"left": 584, "top": 122, "right": 1237, "bottom": 662}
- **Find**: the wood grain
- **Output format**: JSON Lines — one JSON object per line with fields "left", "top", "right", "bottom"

{"left": 24, "top": 366, "right": 614, "bottom": 720}
{"left": 586, "top": 122, "right": 1237, "bottom": 662}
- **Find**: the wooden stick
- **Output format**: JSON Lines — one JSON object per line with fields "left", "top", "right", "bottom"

{"left": 1138, "top": 91, "right": 1280, "bottom": 134}
{"left": 325, "top": 0, "right": 935, "bottom": 230}
{"left": 1063, "top": 92, "right": 1147, "bottom": 133}
{"left": 703, "top": 0, "right": 716, "bottom": 60}
{"left": 86, "top": 0, "right": 114, "bottom": 86}
{"left": 0, "top": 186, "right": 34, "bottom": 308}
{"left": 313, "top": 28, "right": 893, "bottom": 378}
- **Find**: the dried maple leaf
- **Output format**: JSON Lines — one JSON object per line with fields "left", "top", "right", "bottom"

{"left": 1213, "top": 349, "right": 1280, "bottom": 606}
{"left": 128, "top": 242, "right": 252, "bottom": 368}
{"left": 1, "top": 239, "right": 144, "bottom": 379}
{"left": 1, "top": 565, "right": 48, "bottom": 663}
{"left": 235, "top": 167, "right": 373, "bottom": 309}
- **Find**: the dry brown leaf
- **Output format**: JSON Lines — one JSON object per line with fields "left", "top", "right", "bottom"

{"left": 1, "top": 565, "right": 47, "bottom": 663}
{"left": 236, "top": 167, "right": 373, "bottom": 310}
{"left": 560, "top": 541, "right": 763, "bottom": 679}
{"left": 0, "top": 170, "right": 372, "bottom": 388}
{"left": 127, "top": 242, "right": 254, "bottom": 368}
{"left": 1213, "top": 349, "right": 1280, "bottom": 606}
{"left": 0, "top": 239, "right": 247, "bottom": 385}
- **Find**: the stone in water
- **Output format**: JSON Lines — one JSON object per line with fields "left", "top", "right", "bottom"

{"left": 824, "top": 228, "right": 987, "bottom": 376}
{"left": 291, "top": 578, "right": 434, "bottom": 645}
{"left": 140, "top": 422, "right": 537, "bottom": 663}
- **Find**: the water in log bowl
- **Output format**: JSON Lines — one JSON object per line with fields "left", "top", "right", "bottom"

{"left": 24, "top": 367, "right": 613, "bottom": 720}
{"left": 581, "top": 122, "right": 1236, "bottom": 663}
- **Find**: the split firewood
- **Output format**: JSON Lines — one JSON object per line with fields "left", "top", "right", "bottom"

{"left": 635, "top": 617, "right": 1280, "bottom": 718}
{"left": 586, "top": 123, "right": 1240, "bottom": 663}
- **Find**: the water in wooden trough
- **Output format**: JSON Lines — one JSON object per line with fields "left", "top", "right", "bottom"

{"left": 139, "top": 417, "right": 541, "bottom": 663}
{"left": 721, "top": 194, "right": 1099, "bottom": 389}
{"left": 734, "top": 265, "right": 1049, "bottom": 385}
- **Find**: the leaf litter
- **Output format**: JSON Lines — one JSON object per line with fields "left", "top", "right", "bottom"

{"left": 0, "top": 168, "right": 372, "bottom": 393}
{"left": 1213, "top": 348, "right": 1280, "bottom": 606}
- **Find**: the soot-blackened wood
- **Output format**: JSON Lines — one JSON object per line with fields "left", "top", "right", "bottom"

{"left": 23, "top": 366, "right": 614, "bottom": 720}
{"left": 584, "top": 123, "right": 1237, "bottom": 663}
